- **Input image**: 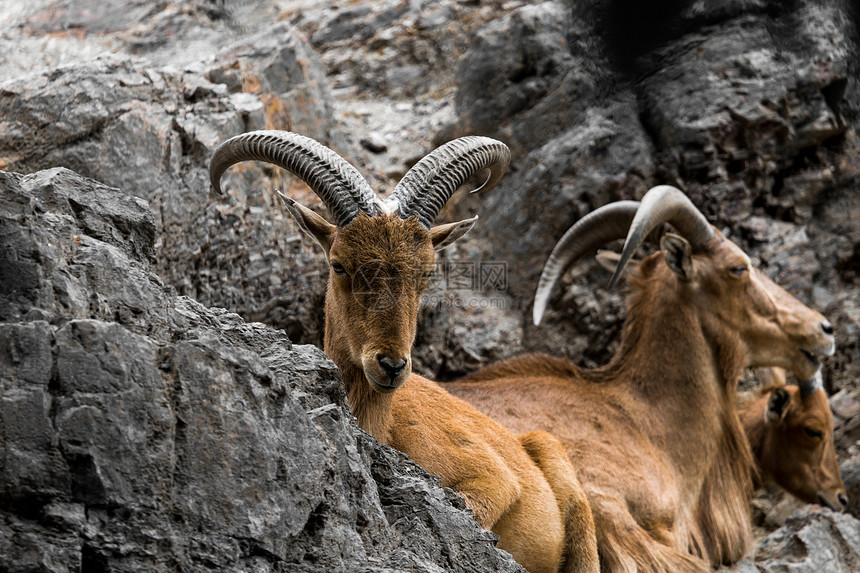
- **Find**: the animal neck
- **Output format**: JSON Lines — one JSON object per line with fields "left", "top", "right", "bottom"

{"left": 694, "top": 402, "right": 755, "bottom": 565}
{"left": 604, "top": 277, "right": 748, "bottom": 401}
{"left": 323, "top": 298, "right": 394, "bottom": 444}
{"left": 339, "top": 360, "right": 395, "bottom": 444}
{"left": 601, "top": 279, "right": 750, "bottom": 485}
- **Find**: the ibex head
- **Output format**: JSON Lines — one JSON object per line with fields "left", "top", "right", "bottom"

{"left": 534, "top": 185, "right": 835, "bottom": 382}
{"left": 209, "top": 131, "right": 509, "bottom": 393}
{"left": 760, "top": 379, "right": 847, "bottom": 510}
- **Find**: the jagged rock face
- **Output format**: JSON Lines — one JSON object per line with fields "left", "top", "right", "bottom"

{"left": 0, "top": 38, "right": 330, "bottom": 347}
{"left": 736, "top": 505, "right": 860, "bottom": 573}
{"left": 0, "top": 169, "right": 523, "bottom": 572}
{"left": 0, "top": 0, "right": 859, "bottom": 570}
{"left": 454, "top": 0, "right": 860, "bottom": 386}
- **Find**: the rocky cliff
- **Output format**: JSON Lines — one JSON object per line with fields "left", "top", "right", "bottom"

{"left": 0, "top": 168, "right": 524, "bottom": 571}
{"left": 1, "top": 0, "right": 858, "bottom": 571}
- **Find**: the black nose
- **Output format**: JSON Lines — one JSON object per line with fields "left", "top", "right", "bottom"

{"left": 377, "top": 355, "right": 407, "bottom": 380}
{"left": 821, "top": 321, "right": 834, "bottom": 335}
{"left": 838, "top": 492, "right": 849, "bottom": 507}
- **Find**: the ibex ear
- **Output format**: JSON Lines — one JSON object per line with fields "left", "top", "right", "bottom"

{"left": 760, "top": 367, "right": 787, "bottom": 387}
{"left": 659, "top": 233, "right": 693, "bottom": 281}
{"left": 595, "top": 249, "right": 622, "bottom": 272}
{"left": 430, "top": 216, "right": 478, "bottom": 251}
{"left": 766, "top": 387, "right": 790, "bottom": 425}
{"left": 596, "top": 249, "right": 641, "bottom": 282}
{"left": 278, "top": 192, "right": 336, "bottom": 258}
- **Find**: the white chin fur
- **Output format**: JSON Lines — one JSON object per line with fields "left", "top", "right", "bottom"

{"left": 803, "top": 369, "right": 824, "bottom": 391}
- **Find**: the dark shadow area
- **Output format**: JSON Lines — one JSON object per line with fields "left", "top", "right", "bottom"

{"left": 600, "top": 0, "right": 688, "bottom": 75}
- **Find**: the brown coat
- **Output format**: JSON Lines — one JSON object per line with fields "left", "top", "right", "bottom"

{"left": 449, "top": 231, "right": 834, "bottom": 572}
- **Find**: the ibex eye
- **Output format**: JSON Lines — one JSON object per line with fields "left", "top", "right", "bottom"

{"left": 804, "top": 427, "right": 823, "bottom": 439}
{"left": 729, "top": 266, "right": 748, "bottom": 276}
{"left": 331, "top": 262, "right": 347, "bottom": 275}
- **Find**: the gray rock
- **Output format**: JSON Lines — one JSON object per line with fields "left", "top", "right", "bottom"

{"left": 720, "top": 506, "right": 860, "bottom": 573}
{"left": 841, "top": 452, "right": 860, "bottom": 520}
{"left": 414, "top": 275, "right": 522, "bottom": 381}
{"left": 832, "top": 388, "right": 860, "bottom": 460}
{"left": 361, "top": 132, "right": 389, "bottom": 153}
{"left": 0, "top": 168, "right": 524, "bottom": 572}
{"left": 753, "top": 506, "right": 860, "bottom": 572}
{"left": 212, "top": 21, "right": 335, "bottom": 143}
{"left": 454, "top": 1, "right": 598, "bottom": 155}
{"left": 292, "top": 0, "right": 520, "bottom": 97}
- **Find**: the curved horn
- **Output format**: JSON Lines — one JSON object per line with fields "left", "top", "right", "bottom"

{"left": 608, "top": 185, "right": 714, "bottom": 288}
{"left": 534, "top": 201, "right": 640, "bottom": 326}
{"left": 386, "top": 136, "right": 510, "bottom": 228}
{"left": 209, "top": 130, "right": 385, "bottom": 228}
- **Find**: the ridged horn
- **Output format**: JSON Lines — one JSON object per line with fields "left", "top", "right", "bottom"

{"left": 386, "top": 136, "right": 510, "bottom": 228}
{"left": 608, "top": 185, "right": 714, "bottom": 288}
{"left": 209, "top": 130, "right": 386, "bottom": 228}
{"left": 533, "top": 201, "right": 640, "bottom": 326}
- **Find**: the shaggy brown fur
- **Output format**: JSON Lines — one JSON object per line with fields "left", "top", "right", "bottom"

{"left": 448, "top": 230, "right": 834, "bottom": 572}
{"left": 296, "top": 209, "right": 599, "bottom": 573}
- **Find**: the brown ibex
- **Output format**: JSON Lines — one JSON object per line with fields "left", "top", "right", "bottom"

{"left": 596, "top": 264, "right": 849, "bottom": 514}
{"left": 447, "top": 186, "right": 835, "bottom": 572}
{"left": 209, "top": 130, "right": 599, "bottom": 573}
{"left": 741, "top": 368, "right": 848, "bottom": 510}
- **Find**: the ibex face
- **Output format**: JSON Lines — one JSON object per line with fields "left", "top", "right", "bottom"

{"left": 754, "top": 384, "right": 847, "bottom": 510}
{"left": 659, "top": 232, "right": 835, "bottom": 382}
{"left": 325, "top": 213, "right": 433, "bottom": 392}
{"left": 208, "top": 130, "right": 510, "bottom": 393}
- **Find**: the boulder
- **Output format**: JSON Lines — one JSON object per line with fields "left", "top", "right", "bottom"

{"left": 0, "top": 32, "right": 332, "bottom": 346}
{"left": 0, "top": 168, "right": 524, "bottom": 572}
{"left": 753, "top": 506, "right": 860, "bottom": 573}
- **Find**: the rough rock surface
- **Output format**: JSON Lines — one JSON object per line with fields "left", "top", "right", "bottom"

{"left": 731, "top": 505, "right": 860, "bottom": 573}
{"left": 0, "top": 169, "right": 523, "bottom": 571}
{"left": 0, "top": 0, "right": 858, "bottom": 570}
{"left": 0, "top": 18, "right": 334, "bottom": 347}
